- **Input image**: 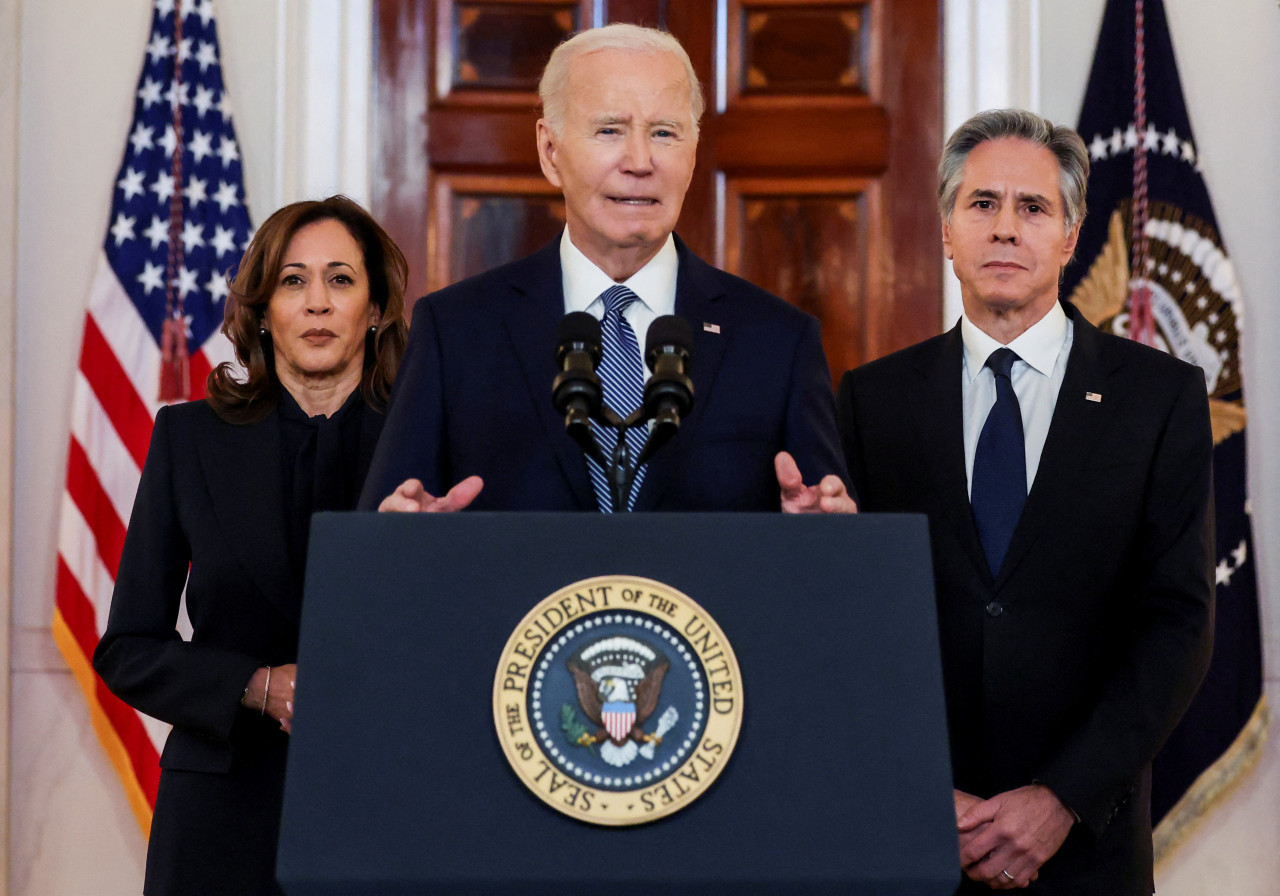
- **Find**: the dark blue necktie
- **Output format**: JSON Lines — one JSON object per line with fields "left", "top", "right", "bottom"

{"left": 586, "top": 285, "right": 648, "bottom": 512}
{"left": 971, "top": 348, "right": 1026, "bottom": 575}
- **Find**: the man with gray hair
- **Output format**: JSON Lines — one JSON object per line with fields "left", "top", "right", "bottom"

{"left": 837, "top": 109, "right": 1213, "bottom": 893}
{"left": 362, "top": 23, "right": 852, "bottom": 514}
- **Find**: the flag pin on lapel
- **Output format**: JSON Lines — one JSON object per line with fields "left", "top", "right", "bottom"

{"left": 1085, "top": 391, "right": 1102, "bottom": 402}
{"left": 703, "top": 322, "right": 721, "bottom": 334}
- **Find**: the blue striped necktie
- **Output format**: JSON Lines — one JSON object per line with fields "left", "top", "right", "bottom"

{"left": 587, "top": 285, "right": 648, "bottom": 512}
{"left": 971, "top": 347, "right": 1027, "bottom": 575}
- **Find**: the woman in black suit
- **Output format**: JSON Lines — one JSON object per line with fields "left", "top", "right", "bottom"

{"left": 93, "top": 195, "right": 409, "bottom": 896}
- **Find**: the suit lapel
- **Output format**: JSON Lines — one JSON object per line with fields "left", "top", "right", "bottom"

{"left": 194, "top": 408, "right": 300, "bottom": 624}
{"left": 499, "top": 236, "right": 597, "bottom": 509}
{"left": 994, "top": 307, "right": 1119, "bottom": 590}
{"left": 633, "top": 239, "right": 729, "bottom": 511}
{"left": 908, "top": 327, "right": 991, "bottom": 579}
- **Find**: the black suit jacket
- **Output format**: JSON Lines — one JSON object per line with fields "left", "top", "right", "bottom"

{"left": 93, "top": 398, "right": 383, "bottom": 895}
{"left": 360, "top": 235, "right": 847, "bottom": 510}
{"left": 836, "top": 303, "right": 1213, "bottom": 895}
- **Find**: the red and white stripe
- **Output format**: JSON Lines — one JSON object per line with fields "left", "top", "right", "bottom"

{"left": 52, "top": 252, "right": 234, "bottom": 833}
{"left": 603, "top": 706, "right": 637, "bottom": 743}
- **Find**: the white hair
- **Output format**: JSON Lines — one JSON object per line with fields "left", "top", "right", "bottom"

{"left": 538, "top": 23, "right": 704, "bottom": 137}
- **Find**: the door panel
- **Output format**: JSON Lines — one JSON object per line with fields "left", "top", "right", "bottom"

{"left": 725, "top": 176, "right": 878, "bottom": 377}
{"left": 432, "top": 174, "right": 565, "bottom": 280}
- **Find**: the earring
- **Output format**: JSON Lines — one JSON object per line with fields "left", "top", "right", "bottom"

{"left": 368, "top": 325, "right": 378, "bottom": 334}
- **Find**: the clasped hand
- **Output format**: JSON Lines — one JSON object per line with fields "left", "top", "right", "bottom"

{"left": 954, "top": 785, "right": 1075, "bottom": 889}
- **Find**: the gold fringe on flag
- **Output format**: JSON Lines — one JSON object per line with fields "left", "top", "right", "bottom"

{"left": 1154, "top": 695, "right": 1269, "bottom": 865}
{"left": 52, "top": 609, "right": 154, "bottom": 836}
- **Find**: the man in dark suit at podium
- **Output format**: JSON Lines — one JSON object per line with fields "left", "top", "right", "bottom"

{"left": 361, "top": 24, "right": 852, "bottom": 515}
{"left": 837, "top": 110, "right": 1213, "bottom": 894}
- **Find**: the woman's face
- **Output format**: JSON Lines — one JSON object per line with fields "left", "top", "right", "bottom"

{"left": 263, "top": 218, "right": 378, "bottom": 390}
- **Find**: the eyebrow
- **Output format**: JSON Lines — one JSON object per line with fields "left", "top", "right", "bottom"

{"left": 966, "top": 187, "right": 1056, "bottom": 209}
{"left": 280, "top": 260, "right": 357, "bottom": 270}
{"left": 592, "top": 114, "right": 684, "bottom": 130}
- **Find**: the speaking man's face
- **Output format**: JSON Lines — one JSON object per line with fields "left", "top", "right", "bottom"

{"left": 942, "top": 137, "right": 1080, "bottom": 323}
{"left": 537, "top": 47, "right": 698, "bottom": 281}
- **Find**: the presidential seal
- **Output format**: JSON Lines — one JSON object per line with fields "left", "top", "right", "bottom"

{"left": 492, "top": 576, "right": 743, "bottom": 826}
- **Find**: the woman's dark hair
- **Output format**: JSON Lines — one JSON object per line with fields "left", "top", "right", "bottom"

{"left": 206, "top": 195, "right": 409, "bottom": 423}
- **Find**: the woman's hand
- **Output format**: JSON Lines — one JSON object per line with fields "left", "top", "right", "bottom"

{"left": 243, "top": 663, "right": 298, "bottom": 733}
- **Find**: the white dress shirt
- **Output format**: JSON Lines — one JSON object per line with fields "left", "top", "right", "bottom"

{"left": 961, "top": 301, "right": 1074, "bottom": 497}
{"left": 560, "top": 228, "right": 678, "bottom": 371}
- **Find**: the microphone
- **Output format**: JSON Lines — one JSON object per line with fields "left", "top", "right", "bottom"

{"left": 552, "top": 312, "right": 604, "bottom": 453}
{"left": 638, "top": 315, "right": 694, "bottom": 464}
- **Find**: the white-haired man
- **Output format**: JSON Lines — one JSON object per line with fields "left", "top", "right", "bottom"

{"left": 362, "top": 24, "right": 853, "bottom": 515}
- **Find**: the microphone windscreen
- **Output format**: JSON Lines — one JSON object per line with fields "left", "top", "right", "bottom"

{"left": 558, "top": 311, "right": 602, "bottom": 350}
{"left": 645, "top": 314, "right": 693, "bottom": 358}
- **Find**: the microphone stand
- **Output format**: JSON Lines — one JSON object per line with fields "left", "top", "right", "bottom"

{"left": 562, "top": 401, "right": 640, "bottom": 511}
{"left": 609, "top": 424, "right": 635, "bottom": 514}
{"left": 579, "top": 378, "right": 690, "bottom": 513}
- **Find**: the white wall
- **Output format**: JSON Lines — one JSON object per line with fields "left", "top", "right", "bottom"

{"left": 1, "top": 0, "right": 20, "bottom": 889}
{"left": 6, "top": 0, "right": 1278, "bottom": 893}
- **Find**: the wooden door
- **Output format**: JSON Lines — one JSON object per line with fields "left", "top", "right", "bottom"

{"left": 373, "top": 0, "right": 941, "bottom": 377}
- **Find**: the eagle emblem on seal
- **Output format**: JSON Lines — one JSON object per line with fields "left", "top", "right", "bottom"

{"left": 563, "top": 635, "right": 679, "bottom": 768}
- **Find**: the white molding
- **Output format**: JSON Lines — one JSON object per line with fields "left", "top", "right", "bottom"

{"left": 279, "top": 0, "right": 373, "bottom": 207}
{"left": 941, "top": 0, "right": 1040, "bottom": 325}
{"left": 0, "top": 0, "right": 17, "bottom": 888}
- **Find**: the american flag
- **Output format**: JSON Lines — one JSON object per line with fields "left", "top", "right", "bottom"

{"left": 51, "top": 0, "right": 252, "bottom": 834}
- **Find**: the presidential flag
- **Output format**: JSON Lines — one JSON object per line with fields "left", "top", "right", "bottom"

{"left": 1061, "top": 0, "right": 1266, "bottom": 862}
{"left": 51, "top": 0, "right": 253, "bottom": 834}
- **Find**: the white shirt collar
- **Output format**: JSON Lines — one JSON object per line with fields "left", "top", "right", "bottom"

{"left": 960, "top": 300, "right": 1069, "bottom": 382}
{"left": 560, "top": 228, "right": 678, "bottom": 316}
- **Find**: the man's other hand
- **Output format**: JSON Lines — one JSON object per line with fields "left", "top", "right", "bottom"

{"left": 776, "top": 451, "right": 857, "bottom": 514}
{"left": 377, "top": 476, "right": 484, "bottom": 513}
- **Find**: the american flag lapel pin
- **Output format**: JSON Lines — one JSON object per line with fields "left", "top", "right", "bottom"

{"left": 703, "top": 322, "right": 721, "bottom": 334}
{"left": 1085, "top": 391, "right": 1102, "bottom": 402}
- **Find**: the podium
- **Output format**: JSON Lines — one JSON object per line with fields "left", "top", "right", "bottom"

{"left": 278, "top": 512, "right": 957, "bottom": 895}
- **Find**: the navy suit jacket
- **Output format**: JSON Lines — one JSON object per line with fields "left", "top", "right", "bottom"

{"left": 360, "top": 235, "right": 847, "bottom": 511}
{"left": 837, "top": 302, "right": 1214, "bottom": 895}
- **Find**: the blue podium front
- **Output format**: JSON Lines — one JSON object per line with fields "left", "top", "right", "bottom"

{"left": 278, "top": 512, "right": 957, "bottom": 895}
